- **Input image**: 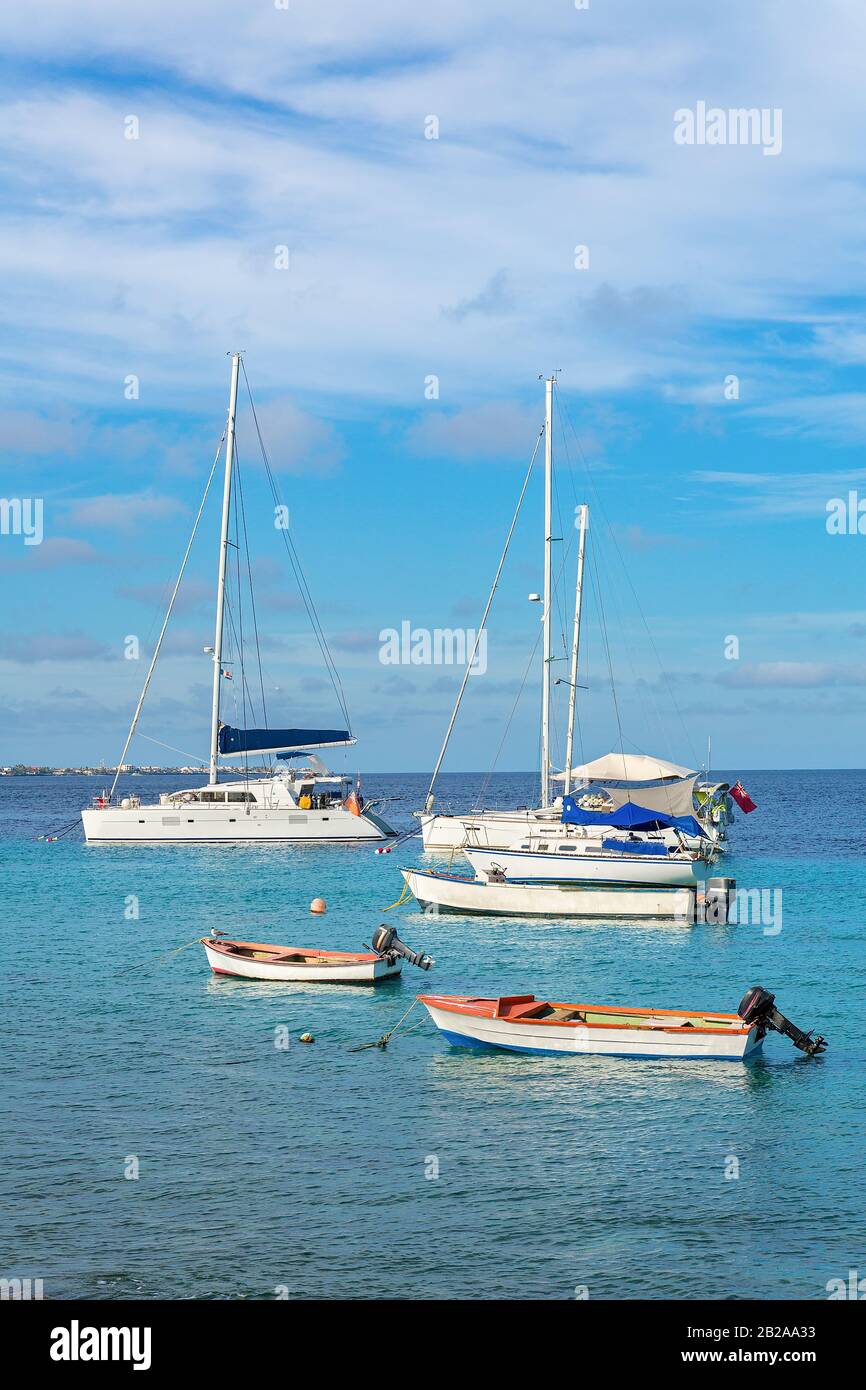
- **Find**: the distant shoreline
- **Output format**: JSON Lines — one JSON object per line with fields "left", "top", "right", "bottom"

{"left": 1, "top": 767, "right": 864, "bottom": 778}
{"left": 0, "top": 766, "right": 270, "bottom": 777}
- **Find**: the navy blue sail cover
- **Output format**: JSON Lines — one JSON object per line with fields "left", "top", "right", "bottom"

{"left": 218, "top": 726, "right": 353, "bottom": 756}
{"left": 562, "top": 795, "right": 702, "bottom": 837}
{"left": 601, "top": 838, "right": 669, "bottom": 856}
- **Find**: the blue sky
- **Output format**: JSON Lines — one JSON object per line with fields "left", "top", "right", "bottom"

{"left": 2, "top": 1, "right": 866, "bottom": 772}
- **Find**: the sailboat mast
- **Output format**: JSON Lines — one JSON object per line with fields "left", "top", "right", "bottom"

{"left": 540, "top": 375, "right": 554, "bottom": 808}
{"left": 208, "top": 352, "right": 240, "bottom": 785}
{"left": 563, "top": 502, "right": 588, "bottom": 797}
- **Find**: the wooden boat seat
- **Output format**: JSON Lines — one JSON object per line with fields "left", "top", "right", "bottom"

{"left": 537, "top": 1006, "right": 587, "bottom": 1022}
{"left": 505, "top": 1001, "right": 551, "bottom": 1020}
{"left": 506, "top": 1002, "right": 587, "bottom": 1023}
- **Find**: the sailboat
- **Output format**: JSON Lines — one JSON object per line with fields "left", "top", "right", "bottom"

{"left": 415, "top": 376, "right": 572, "bottom": 849}
{"left": 82, "top": 354, "right": 396, "bottom": 844}
{"left": 415, "top": 376, "right": 710, "bottom": 856}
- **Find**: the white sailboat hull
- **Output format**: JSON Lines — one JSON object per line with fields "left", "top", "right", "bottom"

{"left": 418, "top": 810, "right": 707, "bottom": 858}
{"left": 464, "top": 844, "right": 701, "bottom": 887}
{"left": 401, "top": 868, "right": 695, "bottom": 919}
{"left": 83, "top": 802, "right": 392, "bottom": 843}
{"left": 417, "top": 809, "right": 561, "bottom": 850}
{"left": 421, "top": 1000, "right": 762, "bottom": 1060}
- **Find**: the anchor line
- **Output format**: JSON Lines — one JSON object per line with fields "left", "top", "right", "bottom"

{"left": 380, "top": 879, "right": 414, "bottom": 912}
{"left": 36, "top": 816, "right": 82, "bottom": 841}
{"left": 348, "top": 996, "right": 424, "bottom": 1052}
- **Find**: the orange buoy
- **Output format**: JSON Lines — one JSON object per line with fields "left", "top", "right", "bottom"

{"left": 310, "top": 898, "right": 327, "bottom": 915}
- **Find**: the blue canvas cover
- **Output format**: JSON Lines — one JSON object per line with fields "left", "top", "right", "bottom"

{"left": 218, "top": 726, "right": 353, "bottom": 757}
{"left": 562, "top": 795, "right": 702, "bottom": 837}
{"left": 601, "top": 838, "right": 670, "bottom": 856}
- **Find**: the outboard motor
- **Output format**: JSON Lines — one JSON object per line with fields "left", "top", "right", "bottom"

{"left": 738, "top": 986, "right": 827, "bottom": 1056}
{"left": 702, "top": 877, "right": 736, "bottom": 924}
{"left": 370, "top": 924, "right": 435, "bottom": 971}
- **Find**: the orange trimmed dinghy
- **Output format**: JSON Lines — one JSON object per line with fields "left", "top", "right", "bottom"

{"left": 418, "top": 986, "right": 826, "bottom": 1061}
{"left": 202, "top": 924, "right": 433, "bottom": 984}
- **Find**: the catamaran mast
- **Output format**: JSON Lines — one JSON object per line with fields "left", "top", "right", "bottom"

{"left": 563, "top": 502, "right": 588, "bottom": 796}
{"left": 209, "top": 352, "right": 240, "bottom": 785}
{"left": 540, "top": 375, "right": 554, "bottom": 808}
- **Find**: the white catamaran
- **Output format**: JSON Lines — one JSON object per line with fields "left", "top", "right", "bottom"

{"left": 82, "top": 354, "right": 396, "bottom": 844}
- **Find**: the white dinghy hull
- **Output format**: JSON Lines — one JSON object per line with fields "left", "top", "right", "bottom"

{"left": 401, "top": 867, "right": 695, "bottom": 919}
{"left": 419, "top": 993, "right": 764, "bottom": 1061}
{"left": 202, "top": 938, "right": 402, "bottom": 983}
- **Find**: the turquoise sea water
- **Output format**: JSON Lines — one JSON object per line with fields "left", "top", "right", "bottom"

{"left": 1, "top": 770, "right": 863, "bottom": 1301}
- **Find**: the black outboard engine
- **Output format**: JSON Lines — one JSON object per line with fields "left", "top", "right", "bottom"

{"left": 370, "top": 924, "right": 435, "bottom": 971}
{"left": 738, "top": 986, "right": 827, "bottom": 1056}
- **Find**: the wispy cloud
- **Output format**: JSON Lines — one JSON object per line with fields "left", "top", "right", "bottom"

{"left": 443, "top": 269, "right": 514, "bottom": 323}
{"left": 245, "top": 396, "right": 346, "bottom": 475}
{"left": 0, "top": 537, "right": 103, "bottom": 571}
{"left": 691, "top": 466, "right": 866, "bottom": 517}
{"left": 716, "top": 660, "right": 866, "bottom": 689}
{"left": 0, "top": 632, "right": 112, "bottom": 663}
{"left": 406, "top": 402, "right": 541, "bottom": 460}
{"left": 2, "top": 4, "right": 866, "bottom": 416}
{"left": 63, "top": 491, "right": 186, "bottom": 529}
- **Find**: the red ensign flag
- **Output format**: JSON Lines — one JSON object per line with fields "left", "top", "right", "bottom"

{"left": 730, "top": 781, "right": 757, "bottom": 813}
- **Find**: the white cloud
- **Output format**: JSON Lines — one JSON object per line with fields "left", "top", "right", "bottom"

{"left": 63, "top": 491, "right": 186, "bottom": 529}
{"left": 692, "top": 465, "right": 866, "bottom": 517}
{"left": 0, "top": 1, "right": 865, "bottom": 424}
{"left": 717, "top": 660, "right": 866, "bottom": 689}
{"left": 0, "top": 631, "right": 111, "bottom": 663}
{"left": 245, "top": 396, "right": 346, "bottom": 474}
{"left": 406, "top": 402, "right": 541, "bottom": 460}
{"left": 0, "top": 537, "right": 103, "bottom": 571}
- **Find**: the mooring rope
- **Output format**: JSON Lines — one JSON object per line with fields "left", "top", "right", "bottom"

{"left": 115, "top": 937, "right": 204, "bottom": 976}
{"left": 380, "top": 880, "right": 414, "bottom": 912}
{"left": 36, "top": 816, "right": 82, "bottom": 842}
{"left": 348, "top": 996, "right": 424, "bottom": 1052}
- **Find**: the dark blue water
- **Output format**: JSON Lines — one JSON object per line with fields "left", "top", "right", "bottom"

{"left": 1, "top": 771, "right": 863, "bottom": 1300}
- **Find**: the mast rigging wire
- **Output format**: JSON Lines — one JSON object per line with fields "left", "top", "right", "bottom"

{"left": 552, "top": 385, "right": 700, "bottom": 770}
{"left": 425, "top": 425, "right": 545, "bottom": 808}
{"left": 108, "top": 431, "right": 226, "bottom": 802}
{"left": 239, "top": 359, "right": 352, "bottom": 733}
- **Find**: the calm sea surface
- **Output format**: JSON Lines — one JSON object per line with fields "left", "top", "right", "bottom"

{"left": 1, "top": 770, "right": 863, "bottom": 1300}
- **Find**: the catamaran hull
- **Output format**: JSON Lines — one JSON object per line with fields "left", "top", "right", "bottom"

{"left": 82, "top": 804, "right": 394, "bottom": 843}
{"left": 401, "top": 868, "right": 695, "bottom": 919}
{"left": 421, "top": 1002, "right": 763, "bottom": 1060}
{"left": 464, "top": 845, "right": 701, "bottom": 887}
{"left": 202, "top": 940, "right": 402, "bottom": 982}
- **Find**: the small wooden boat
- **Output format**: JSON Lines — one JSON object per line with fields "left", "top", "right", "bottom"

{"left": 418, "top": 987, "right": 827, "bottom": 1062}
{"left": 202, "top": 937, "right": 403, "bottom": 983}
